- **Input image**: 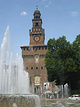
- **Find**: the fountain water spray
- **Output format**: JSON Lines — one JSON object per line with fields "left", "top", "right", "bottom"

{"left": 0, "top": 26, "right": 41, "bottom": 107}
{"left": 0, "top": 25, "right": 30, "bottom": 94}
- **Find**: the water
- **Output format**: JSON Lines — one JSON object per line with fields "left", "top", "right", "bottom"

{"left": 0, "top": 26, "right": 41, "bottom": 107}
{"left": 0, "top": 25, "right": 30, "bottom": 94}
{"left": 13, "top": 103, "right": 17, "bottom": 107}
{"left": 41, "top": 99, "right": 80, "bottom": 107}
{"left": 64, "top": 83, "right": 69, "bottom": 98}
{"left": 56, "top": 83, "right": 69, "bottom": 98}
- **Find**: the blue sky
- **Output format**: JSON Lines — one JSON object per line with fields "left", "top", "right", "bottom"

{"left": 0, "top": 0, "right": 80, "bottom": 59}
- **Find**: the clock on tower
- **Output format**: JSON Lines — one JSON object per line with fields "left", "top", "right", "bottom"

{"left": 34, "top": 36, "right": 40, "bottom": 42}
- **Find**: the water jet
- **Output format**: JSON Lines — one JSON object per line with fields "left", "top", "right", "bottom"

{"left": 0, "top": 26, "right": 41, "bottom": 107}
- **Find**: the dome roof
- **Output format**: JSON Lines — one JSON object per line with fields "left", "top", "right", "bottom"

{"left": 34, "top": 9, "right": 40, "bottom": 14}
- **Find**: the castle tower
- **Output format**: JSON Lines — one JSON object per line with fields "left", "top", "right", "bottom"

{"left": 21, "top": 9, "right": 49, "bottom": 95}
{"left": 29, "top": 9, "right": 45, "bottom": 45}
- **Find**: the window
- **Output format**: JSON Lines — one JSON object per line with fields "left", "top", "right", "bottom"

{"left": 36, "top": 16, "right": 38, "bottom": 19}
{"left": 31, "top": 67, "right": 33, "bottom": 70}
{"left": 36, "top": 67, "right": 38, "bottom": 69}
{"left": 45, "top": 47, "right": 47, "bottom": 50}
{"left": 35, "top": 23, "right": 39, "bottom": 27}
{"left": 42, "top": 47, "right": 44, "bottom": 50}
{"left": 35, "top": 55, "right": 39, "bottom": 63}
{"left": 41, "top": 67, "right": 43, "bottom": 69}
{"left": 26, "top": 67, "right": 28, "bottom": 70}
{"left": 33, "top": 47, "right": 34, "bottom": 50}
{"left": 35, "top": 76, "right": 40, "bottom": 85}
{"left": 39, "top": 47, "right": 41, "bottom": 50}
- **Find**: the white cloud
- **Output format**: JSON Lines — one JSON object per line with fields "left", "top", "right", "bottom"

{"left": 71, "top": 11, "right": 78, "bottom": 17}
{"left": 40, "top": 0, "right": 47, "bottom": 5}
{"left": 45, "top": 1, "right": 52, "bottom": 8}
{"left": 41, "top": 0, "right": 52, "bottom": 8}
{"left": 20, "top": 11, "right": 27, "bottom": 16}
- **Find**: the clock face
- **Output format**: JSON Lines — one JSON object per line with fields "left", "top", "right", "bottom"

{"left": 34, "top": 36, "right": 40, "bottom": 42}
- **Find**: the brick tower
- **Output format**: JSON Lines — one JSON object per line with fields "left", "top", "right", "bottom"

{"left": 21, "top": 9, "right": 49, "bottom": 95}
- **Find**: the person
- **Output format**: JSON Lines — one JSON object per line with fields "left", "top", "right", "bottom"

{"left": 50, "top": 95, "right": 53, "bottom": 99}
{"left": 52, "top": 95, "right": 54, "bottom": 99}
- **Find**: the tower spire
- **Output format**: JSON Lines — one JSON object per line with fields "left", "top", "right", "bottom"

{"left": 36, "top": 5, "right": 38, "bottom": 10}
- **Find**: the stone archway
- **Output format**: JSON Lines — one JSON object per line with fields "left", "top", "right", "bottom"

{"left": 34, "top": 85, "right": 41, "bottom": 95}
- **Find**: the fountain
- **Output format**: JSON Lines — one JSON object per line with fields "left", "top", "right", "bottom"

{"left": 1, "top": 26, "right": 80, "bottom": 107}
{"left": 55, "top": 83, "right": 69, "bottom": 99}
{"left": 41, "top": 84, "right": 80, "bottom": 107}
{"left": 0, "top": 26, "right": 41, "bottom": 107}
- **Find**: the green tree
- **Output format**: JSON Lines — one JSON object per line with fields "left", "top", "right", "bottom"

{"left": 45, "top": 35, "right": 80, "bottom": 91}
{"left": 68, "top": 34, "right": 80, "bottom": 90}
{"left": 45, "top": 36, "right": 70, "bottom": 85}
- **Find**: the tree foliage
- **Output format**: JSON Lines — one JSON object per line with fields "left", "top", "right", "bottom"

{"left": 45, "top": 35, "right": 80, "bottom": 90}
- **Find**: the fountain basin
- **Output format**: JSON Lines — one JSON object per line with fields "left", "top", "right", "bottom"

{"left": 40, "top": 98, "right": 80, "bottom": 107}
{"left": 0, "top": 94, "right": 40, "bottom": 107}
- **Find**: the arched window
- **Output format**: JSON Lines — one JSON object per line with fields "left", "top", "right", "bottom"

{"left": 34, "top": 76, "right": 40, "bottom": 85}
{"left": 35, "top": 55, "right": 39, "bottom": 63}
